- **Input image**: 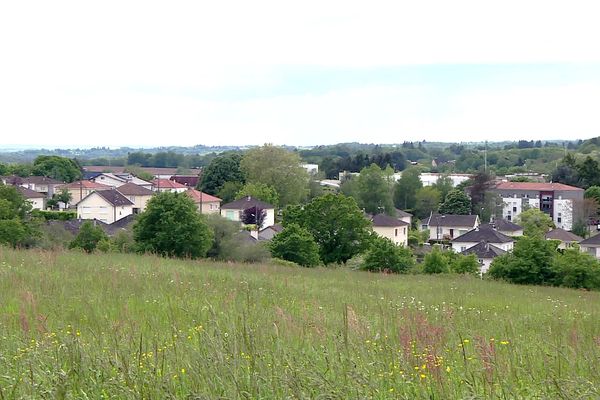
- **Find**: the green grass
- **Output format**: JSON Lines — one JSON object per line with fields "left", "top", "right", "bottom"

{"left": 1, "top": 248, "right": 599, "bottom": 399}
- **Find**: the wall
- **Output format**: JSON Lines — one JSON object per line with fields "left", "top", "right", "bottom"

{"left": 373, "top": 226, "right": 408, "bottom": 247}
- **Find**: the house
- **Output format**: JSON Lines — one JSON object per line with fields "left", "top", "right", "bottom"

{"left": 460, "top": 240, "right": 507, "bottom": 274}
{"left": 451, "top": 224, "right": 514, "bottom": 253}
{"left": 170, "top": 175, "right": 200, "bottom": 188}
{"left": 578, "top": 234, "right": 600, "bottom": 259}
{"left": 16, "top": 186, "right": 46, "bottom": 210}
{"left": 77, "top": 189, "right": 134, "bottom": 224}
{"left": 493, "top": 182, "right": 584, "bottom": 231}
{"left": 490, "top": 219, "right": 523, "bottom": 237}
{"left": 422, "top": 214, "right": 480, "bottom": 241}
{"left": 545, "top": 228, "right": 583, "bottom": 250}
{"left": 20, "top": 176, "right": 63, "bottom": 198}
{"left": 58, "top": 180, "right": 112, "bottom": 204}
{"left": 83, "top": 166, "right": 201, "bottom": 179}
{"left": 151, "top": 179, "right": 188, "bottom": 193}
{"left": 0, "top": 175, "right": 24, "bottom": 186}
{"left": 116, "top": 182, "right": 154, "bottom": 213}
{"left": 395, "top": 209, "right": 413, "bottom": 226}
{"left": 185, "top": 189, "right": 221, "bottom": 214}
{"left": 371, "top": 213, "right": 409, "bottom": 246}
{"left": 257, "top": 224, "right": 283, "bottom": 240}
{"left": 88, "top": 172, "right": 153, "bottom": 190}
{"left": 220, "top": 196, "right": 276, "bottom": 229}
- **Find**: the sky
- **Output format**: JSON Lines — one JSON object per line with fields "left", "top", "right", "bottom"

{"left": 1, "top": 1, "right": 600, "bottom": 149}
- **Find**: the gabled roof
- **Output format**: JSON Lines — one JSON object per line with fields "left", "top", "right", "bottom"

{"left": 371, "top": 213, "right": 409, "bottom": 227}
{"left": 92, "top": 173, "right": 128, "bottom": 183}
{"left": 185, "top": 189, "right": 221, "bottom": 203}
{"left": 545, "top": 228, "right": 583, "bottom": 243}
{"left": 17, "top": 186, "right": 46, "bottom": 198}
{"left": 117, "top": 182, "right": 154, "bottom": 196}
{"left": 80, "top": 189, "right": 134, "bottom": 207}
{"left": 170, "top": 175, "right": 200, "bottom": 187}
{"left": 221, "top": 196, "right": 275, "bottom": 210}
{"left": 452, "top": 225, "right": 513, "bottom": 244}
{"left": 461, "top": 241, "right": 506, "bottom": 259}
{"left": 152, "top": 179, "right": 188, "bottom": 189}
{"left": 22, "top": 176, "right": 63, "bottom": 185}
{"left": 60, "top": 180, "right": 112, "bottom": 190}
{"left": 1, "top": 175, "right": 24, "bottom": 185}
{"left": 495, "top": 182, "right": 583, "bottom": 192}
{"left": 490, "top": 219, "right": 522, "bottom": 232}
{"left": 395, "top": 209, "right": 413, "bottom": 218}
{"left": 580, "top": 234, "right": 600, "bottom": 247}
{"left": 425, "top": 214, "right": 479, "bottom": 228}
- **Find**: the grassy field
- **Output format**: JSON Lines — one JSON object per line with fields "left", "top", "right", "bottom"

{"left": 0, "top": 248, "right": 599, "bottom": 399}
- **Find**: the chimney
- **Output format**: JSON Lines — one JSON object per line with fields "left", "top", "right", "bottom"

{"left": 247, "top": 196, "right": 251, "bottom": 201}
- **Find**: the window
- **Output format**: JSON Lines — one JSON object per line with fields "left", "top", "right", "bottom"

{"left": 461, "top": 246, "right": 466, "bottom": 252}
{"left": 507, "top": 215, "right": 511, "bottom": 221}
{"left": 513, "top": 206, "right": 517, "bottom": 212}
{"left": 394, "top": 228, "right": 398, "bottom": 237}
{"left": 557, "top": 212, "right": 562, "bottom": 223}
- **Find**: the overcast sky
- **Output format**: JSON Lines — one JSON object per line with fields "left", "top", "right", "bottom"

{"left": 1, "top": 1, "right": 600, "bottom": 148}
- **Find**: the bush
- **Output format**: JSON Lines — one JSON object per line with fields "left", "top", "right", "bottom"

{"left": 111, "top": 230, "right": 136, "bottom": 253}
{"left": 220, "top": 237, "right": 271, "bottom": 263}
{"left": 362, "top": 236, "right": 414, "bottom": 273}
{"left": 69, "top": 221, "right": 108, "bottom": 253}
{"left": 423, "top": 247, "right": 449, "bottom": 274}
{"left": 269, "top": 224, "right": 321, "bottom": 267}
{"left": 489, "top": 236, "right": 556, "bottom": 285}
{"left": 552, "top": 247, "right": 600, "bottom": 290}
{"left": 450, "top": 253, "right": 480, "bottom": 274}
{"left": 32, "top": 210, "right": 77, "bottom": 221}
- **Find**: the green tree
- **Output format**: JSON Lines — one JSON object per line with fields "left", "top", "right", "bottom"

{"left": 217, "top": 181, "right": 244, "bottom": 203}
{"left": 269, "top": 223, "right": 321, "bottom": 267}
{"left": 236, "top": 182, "right": 279, "bottom": 207}
{"left": 203, "top": 214, "right": 243, "bottom": 259}
{"left": 584, "top": 186, "right": 600, "bottom": 204}
{"left": 516, "top": 208, "right": 555, "bottom": 237}
{"left": 393, "top": 168, "right": 422, "bottom": 210}
{"left": 199, "top": 153, "right": 245, "bottom": 195}
{"left": 552, "top": 247, "right": 600, "bottom": 290}
{"left": 450, "top": 253, "right": 480, "bottom": 274}
{"left": 432, "top": 175, "right": 454, "bottom": 199}
{"left": 423, "top": 247, "right": 449, "bottom": 274}
{"left": 356, "top": 164, "right": 394, "bottom": 215}
{"left": 283, "top": 194, "right": 371, "bottom": 264}
{"left": 240, "top": 144, "right": 309, "bottom": 206}
{"left": 577, "top": 156, "right": 600, "bottom": 188}
{"left": 439, "top": 189, "right": 471, "bottom": 215}
{"left": 414, "top": 186, "right": 441, "bottom": 220}
{"left": 47, "top": 188, "right": 72, "bottom": 210}
{"left": 69, "top": 221, "right": 108, "bottom": 253}
{"left": 363, "top": 236, "right": 414, "bottom": 273}
{"left": 32, "top": 156, "right": 82, "bottom": 182}
{"left": 133, "top": 192, "right": 214, "bottom": 258}
{"left": 0, "top": 184, "right": 35, "bottom": 247}
{"left": 489, "top": 236, "right": 557, "bottom": 285}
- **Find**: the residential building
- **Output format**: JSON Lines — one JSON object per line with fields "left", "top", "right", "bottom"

{"left": 16, "top": 186, "right": 46, "bottom": 210}
{"left": 77, "top": 189, "right": 134, "bottom": 224}
{"left": 20, "top": 176, "right": 63, "bottom": 198}
{"left": 545, "top": 228, "right": 583, "bottom": 250}
{"left": 451, "top": 225, "right": 514, "bottom": 253}
{"left": 257, "top": 224, "right": 283, "bottom": 240}
{"left": 220, "top": 196, "right": 276, "bottom": 229}
{"left": 460, "top": 241, "right": 507, "bottom": 274}
{"left": 395, "top": 209, "right": 413, "bottom": 226}
{"left": 419, "top": 173, "right": 473, "bottom": 187}
{"left": 151, "top": 179, "right": 188, "bottom": 193}
{"left": 170, "top": 175, "right": 200, "bottom": 188}
{"left": 87, "top": 172, "right": 152, "bottom": 190}
{"left": 422, "top": 214, "right": 480, "bottom": 240}
{"left": 58, "top": 180, "right": 112, "bottom": 204}
{"left": 116, "top": 183, "right": 154, "bottom": 213}
{"left": 371, "top": 213, "right": 409, "bottom": 246}
{"left": 490, "top": 219, "right": 523, "bottom": 237}
{"left": 185, "top": 189, "right": 221, "bottom": 214}
{"left": 578, "top": 234, "right": 600, "bottom": 259}
{"left": 493, "top": 182, "right": 584, "bottom": 231}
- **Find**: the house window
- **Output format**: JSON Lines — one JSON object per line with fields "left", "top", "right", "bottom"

{"left": 461, "top": 246, "right": 466, "bottom": 252}
{"left": 557, "top": 213, "right": 562, "bottom": 223}
{"left": 507, "top": 215, "right": 511, "bottom": 221}
{"left": 394, "top": 228, "right": 398, "bottom": 237}
{"left": 403, "top": 228, "right": 406, "bottom": 235}
{"left": 513, "top": 206, "right": 517, "bottom": 212}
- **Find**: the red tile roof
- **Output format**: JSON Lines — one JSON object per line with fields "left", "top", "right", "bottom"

{"left": 495, "top": 182, "right": 583, "bottom": 191}
{"left": 151, "top": 179, "right": 188, "bottom": 189}
{"left": 185, "top": 189, "right": 221, "bottom": 203}
{"left": 60, "top": 180, "right": 112, "bottom": 190}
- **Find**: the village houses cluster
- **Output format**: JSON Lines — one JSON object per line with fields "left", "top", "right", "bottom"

{"left": 1, "top": 165, "right": 596, "bottom": 273}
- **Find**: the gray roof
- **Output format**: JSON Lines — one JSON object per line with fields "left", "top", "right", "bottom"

{"left": 491, "top": 219, "right": 522, "bottom": 232}
{"left": 22, "top": 176, "right": 64, "bottom": 185}
{"left": 371, "top": 213, "right": 409, "bottom": 227}
{"left": 578, "top": 233, "right": 600, "bottom": 246}
{"left": 221, "top": 196, "right": 275, "bottom": 210}
{"left": 461, "top": 241, "right": 506, "bottom": 259}
{"left": 545, "top": 228, "right": 583, "bottom": 243}
{"left": 395, "top": 209, "right": 413, "bottom": 218}
{"left": 81, "top": 189, "right": 134, "bottom": 207}
{"left": 426, "top": 214, "right": 478, "bottom": 228}
{"left": 117, "top": 182, "right": 154, "bottom": 196}
{"left": 17, "top": 186, "right": 46, "bottom": 198}
{"left": 452, "top": 225, "right": 513, "bottom": 244}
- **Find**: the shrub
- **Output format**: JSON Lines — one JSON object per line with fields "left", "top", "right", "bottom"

{"left": 423, "top": 247, "right": 449, "bottom": 274}
{"left": 450, "top": 253, "right": 480, "bottom": 274}
{"left": 32, "top": 210, "right": 77, "bottom": 221}
{"left": 552, "top": 247, "right": 600, "bottom": 290}
{"left": 69, "top": 221, "right": 108, "bottom": 253}
{"left": 269, "top": 224, "right": 321, "bottom": 267}
{"left": 363, "top": 236, "right": 414, "bottom": 273}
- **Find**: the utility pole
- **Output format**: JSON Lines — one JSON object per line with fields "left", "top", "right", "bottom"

{"left": 484, "top": 141, "right": 488, "bottom": 172}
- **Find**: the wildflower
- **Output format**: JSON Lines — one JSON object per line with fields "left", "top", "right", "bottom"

{"left": 420, "top": 374, "right": 427, "bottom": 379}
{"left": 446, "top": 366, "right": 451, "bottom": 373}
{"left": 500, "top": 341, "right": 510, "bottom": 345}
{"left": 463, "top": 339, "right": 470, "bottom": 344}
{"left": 181, "top": 368, "right": 186, "bottom": 374}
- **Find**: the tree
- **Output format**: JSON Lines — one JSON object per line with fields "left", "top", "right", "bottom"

{"left": 468, "top": 171, "right": 493, "bottom": 216}
{"left": 203, "top": 214, "right": 241, "bottom": 259}
{"left": 551, "top": 154, "right": 581, "bottom": 187}
{"left": 199, "top": 153, "right": 245, "bottom": 195}
{"left": 414, "top": 187, "right": 441, "bottom": 220}
{"left": 439, "top": 189, "right": 471, "bottom": 215}
{"left": 356, "top": 164, "right": 394, "bottom": 215}
{"left": 69, "top": 221, "right": 108, "bottom": 253}
{"left": 236, "top": 182, "right": 279, "bottom": 207}
{"left": 432, "top": 175, "right": 454, "bottom": 199}
{"left": 363, "top": 236, "right": 414, "bottom": 273}
{"left": 488, "top": 236, "right": 557, "bottom": 285}
{"left": 32, "top": 156, "right": 81, "bottom": 182}
{"left": 217, "top": 181, "right": 244, "bottom": 203}
{"left": 393, "top": 168, "right": 422, "bottom": 210}
{"left": 423, "top": 247, "right": 449, "bottom": 274}
{"left": 47, "top": 188, "right": 72, "bottom": 210}
{"left": 269, "top": 223, "right": 321, "bottom": 267}
{"left": 450, "top": 253, "right": 480, "bottom": 274}
{"left": 577, "top": 156, "right": 600, "bottom": 188}
{"left": 0, "top": 184, "right": 35, "bottom": 247}
{"left": 283, "top": 194, "right": 371, "bottom": 264}
{"left": 585, "top": 186, "right": 600, "bottom": 204}
{"left": 241, "top": 206, "right": 267, "bottom": 228}
{"left": 516, "top": 208, "right": 554, "bottom": 237}
{"left": 552, "top": 247, "right": 600, "bottom": 290}
{"left": 240, "top": 145, "right": 309, "bottom": 206}
{"left": 133, "top": 192, "right": 214, "bottom": 258}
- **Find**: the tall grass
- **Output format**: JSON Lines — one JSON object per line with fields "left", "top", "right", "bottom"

{"left": 0, "top": 247, "right": 599, "bottom": 398}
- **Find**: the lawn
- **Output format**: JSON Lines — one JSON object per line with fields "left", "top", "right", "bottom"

{"left": 0, "top": 247, "right": 599, "bottom": 399}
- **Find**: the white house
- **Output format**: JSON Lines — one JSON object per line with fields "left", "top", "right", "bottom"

{"left": 371, "top": 213, "right": 409, "bottom": 247}
{"left": 578, "top": 234, "right": 600, "bottom": 259}
{"left": 460, "top": 241, "right": 507, "bottom": 274}
{"left": 545, "top": 228, "right": 583, "bottom": 250}
{"left": 58, "top": 180, "right": 112, "bottom": 204}
{"left": 77, "top": 189, "right": 134, "bottom": 224}
{"left": 220, "top": 196, "right": 276, "bottom": 229}
{"left": 422, "top": 214, "right": 480, "bottom": 241}
{"left": 17, "top": 186, "right": 46, "bottom": 210}
{"left": 395, "top": 209, "right": 413, "bottom": 226}
{"left": 491, "top": 219, "right": 523, "bottom": 237}
{"left": 151, "top": 179, "right": 188, "bottom": 193}
{"left": 116, "top": 182, "right": 155, "bottom": 214}
{"left": 20, "top": 176, "right": 63, "bottom": 198}
{"left": 185, "top": 189, "right": 221, "bottom": 214}
{"left": 451, "top": 224, "right": 514, "bottom": 253}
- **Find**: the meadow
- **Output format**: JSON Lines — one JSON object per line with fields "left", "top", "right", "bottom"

{"left": 0, "top": 247, "right": 599, "bottom": 399}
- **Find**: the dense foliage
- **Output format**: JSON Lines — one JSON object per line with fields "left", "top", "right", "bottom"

{"left": 362, "top": 236, "right": 414, "bottom": 273}
{"left": 269, "top": 223, "right": 321, "bottom": 267}
{"left": 69, "top": 221, "right": 108, "bottom": 253}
